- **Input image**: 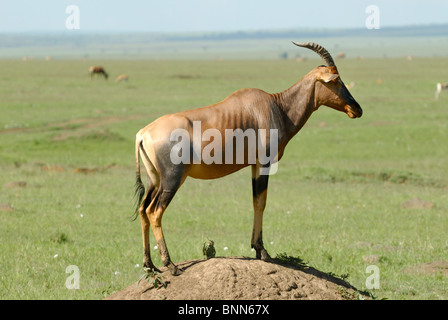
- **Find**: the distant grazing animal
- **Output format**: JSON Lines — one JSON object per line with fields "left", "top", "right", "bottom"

{"left": 435, "top": 82, "right": 448, "bottom": 101}
{"left": 134, "top": 42, "right": 363, "bottom": 275}
{"left": 337, "top": 52, "right": 346, "bottom": 59}
{"left": 89, "top": 66, "right": 108, "bottom": 80}
{"left": 115, "top": 74, "right": 129, "bottom": 82}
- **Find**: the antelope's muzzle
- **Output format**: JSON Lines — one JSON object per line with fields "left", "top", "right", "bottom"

{"left": 345, "top": 98, "right": 363, "bottom": 119}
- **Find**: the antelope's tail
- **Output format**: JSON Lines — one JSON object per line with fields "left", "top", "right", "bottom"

{"left": 133, "top": 137, "right": 145, "bottom": 220}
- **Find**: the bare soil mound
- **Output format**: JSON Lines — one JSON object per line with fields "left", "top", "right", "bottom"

{"left": 105, "top": 257, "right": 364, "bottom": 300}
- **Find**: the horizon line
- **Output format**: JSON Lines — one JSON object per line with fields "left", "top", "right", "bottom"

{"left": 1, "top": 22, "right": 447, "bottom": 35}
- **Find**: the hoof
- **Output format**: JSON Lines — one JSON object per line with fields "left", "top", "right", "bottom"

{"left": 143, "top": 263, "right": 161, "bottom": 274}
{"left": 168, "top": 263, "right": 183, "bottom": 276}
{"left": 261, "top": 251, "right": 272, "bottom": 262}
{"left": 256, "top": 249, "right": 271, "bottom": 262}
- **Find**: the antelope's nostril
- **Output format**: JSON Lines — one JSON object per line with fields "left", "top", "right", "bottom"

{"left": 355, "top": 105, "right": 362, "bottom": 118}
{"left": 353, "top": 105, "right": 363, "bottom": 117}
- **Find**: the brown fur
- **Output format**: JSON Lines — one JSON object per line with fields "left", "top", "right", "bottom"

{"left": 134, "top": 43, "right": 362, "bottom": 275}
{"left": 89, "top": 66, "right": 108, "bottom": 80}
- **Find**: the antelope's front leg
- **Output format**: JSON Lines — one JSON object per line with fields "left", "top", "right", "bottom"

{"left": 251, "top": 165, "right": 271, "bottom": 261}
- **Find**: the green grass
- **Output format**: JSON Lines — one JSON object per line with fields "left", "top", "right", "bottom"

{"left": 0, "top": 57, "right": 447, "bottom": 299}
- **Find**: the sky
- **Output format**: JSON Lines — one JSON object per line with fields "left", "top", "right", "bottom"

{"left": 1, "top": 0, "right": 448, "bottom": 33}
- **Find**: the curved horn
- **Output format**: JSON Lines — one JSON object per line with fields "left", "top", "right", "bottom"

{"left": 292, "top": 41, "right": 335, "bottom": 67}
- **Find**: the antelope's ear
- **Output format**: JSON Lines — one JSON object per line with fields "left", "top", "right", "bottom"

{"left": 318, "top": 71, "right": 339, "bottom": 83}
{"left": 317, "top": 67, "right": 339, "bottom": 82}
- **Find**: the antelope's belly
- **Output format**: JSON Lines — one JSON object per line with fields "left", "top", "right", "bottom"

{"left": 187, "top": 163, "right": 249, "bottom": 180}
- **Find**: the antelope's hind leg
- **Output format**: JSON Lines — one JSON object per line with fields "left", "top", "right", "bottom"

{"left": 147, "top": 163, "right": 187, "bottom": 276}
{"left": 138, "top": 183, "right": 160, "bottom": 273}
{"left": 147, "top": 187, "right": 182, "bottom": 276}
{"left": 139, "top": 136, "right": 187, "bottom": 276}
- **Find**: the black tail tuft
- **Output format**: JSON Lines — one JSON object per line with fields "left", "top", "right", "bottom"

{"left": 132, "top": 174, "right": 145, "bottom": 221}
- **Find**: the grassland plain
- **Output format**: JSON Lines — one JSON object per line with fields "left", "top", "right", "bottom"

{"left": 0, "top": 57, "right": 447, "bottom": 299}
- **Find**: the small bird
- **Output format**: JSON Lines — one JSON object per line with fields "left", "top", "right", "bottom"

{"left": 202, "top": 239, "right": 216, "bottom": 259}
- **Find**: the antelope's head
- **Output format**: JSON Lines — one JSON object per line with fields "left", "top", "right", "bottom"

{"left": 293, "top": 41, "right": 363, "bottom": 119}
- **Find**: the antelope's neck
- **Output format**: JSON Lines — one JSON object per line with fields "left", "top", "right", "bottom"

{"left": 273, "top": 78, "right": 317, "bottom": 140}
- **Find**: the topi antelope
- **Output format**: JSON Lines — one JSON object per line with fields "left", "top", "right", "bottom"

{"left": 89, "top": 66, "right": 108, "bottom": 80}
{"left": 435, "top": 82, "right": 448, "bottom": 101}
{"left": 134, "top": 42, "right": 363, "bottom": 275}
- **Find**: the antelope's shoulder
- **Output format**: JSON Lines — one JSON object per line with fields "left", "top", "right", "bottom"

{"left": 227, "top": 87, "right": 271, "bottom": 100}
